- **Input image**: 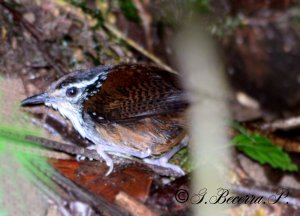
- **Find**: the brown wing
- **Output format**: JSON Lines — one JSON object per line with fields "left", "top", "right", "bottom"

{"left": 83, "top": 64, "right": 188, "bottom": 123}
{"left": 95, "top": 113, "right": 187, "bottom": 155}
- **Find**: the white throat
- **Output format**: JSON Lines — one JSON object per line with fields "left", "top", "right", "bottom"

{"left": 46, "top": 101, "right": 89, "bottom": 139}
{"left": 46, "top": 102, "right": 107, "bottom": 146}
{"left": 60, "top": 107, "right": 88, "bottom": 137}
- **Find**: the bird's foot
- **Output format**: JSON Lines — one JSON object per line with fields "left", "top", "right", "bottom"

{"left": 88, "top": 144, "right": 114, "bottom": 176}
{"left": 76, "top": 155, "right": 93, "bottom": 161}
{"left": 143, "top": 136, "right": 189, "bottom": 176}
{"left": 76, "top": 155, "right": 86, "bottom": 161}
{"left": 143, "top": 157, "right": 185, "bottom": 176}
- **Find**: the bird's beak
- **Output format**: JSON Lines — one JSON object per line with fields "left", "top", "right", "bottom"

{"left": 21, "top": 93, "right": 49, "bottom": 106}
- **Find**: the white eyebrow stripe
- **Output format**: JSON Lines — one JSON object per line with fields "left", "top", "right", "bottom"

{"left": 70, "top": 74, "right": 107, "bottom": 89}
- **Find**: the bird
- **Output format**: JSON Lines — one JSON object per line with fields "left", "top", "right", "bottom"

{"left": 21, "top": 64, "right": 189, "bottom": 175}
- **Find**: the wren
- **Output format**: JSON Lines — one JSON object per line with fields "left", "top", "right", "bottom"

{"left": 21, "top": 64, "right": 189, "bottom": 175}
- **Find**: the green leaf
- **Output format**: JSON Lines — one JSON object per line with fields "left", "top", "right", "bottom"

{"left": 118, "top": 0, "right": 141, "bottom": 24}
{"left": 231, "top": 123, "right": 298, "bottom": 172}
{"left": 190, "top": 0, "right": 211, "bottom": 13}
{"left": 170, "top": 147, "right": 193, "bottom": 173}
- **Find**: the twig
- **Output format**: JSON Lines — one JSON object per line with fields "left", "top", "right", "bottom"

{"left": 25, "top": 135, "right": 184, "bottom": 177}
{"left": 5, "top": 142, "right": 72, "bottom": 160}
{"left": 26, "top": 135, "right": 102, "bottom": 160}
{"left": 132, "top": 0, "right": 153, "bottom": 52}
{"left": 268, "top": 134, "right": 300, "bottom": 153}
{"left": 244, "top": 124, "right": 300, "bottom": 153}
{"left": 61, "top": 0, "right": 175, "bottom": 73}
{"left": 0, "top": 128, "right": 71, "bottom": 159}
{"left": 27, "top": 158, "right": 127, "bottom": 216}
{"left": 25, "top": 164, "right": 74, "bottom": 216}
{"left": 260, "top": 116, "right": 300, "bottom": 131}
{"left": 104, "top": 23, "right": 177, "bottom": 74}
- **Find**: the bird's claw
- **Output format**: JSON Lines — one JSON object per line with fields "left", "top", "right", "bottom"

{"left": 139, "top": 147, "right": 152, "bottom": 158}
{"left": 104, "top": 158, "right": 114, "bottom": 176}
{"left": 91, "top": 144, "right": 115, "bottom": 176}
{"left": 86, "top": 143, "right": 186, "bottom": 176}
{"left": 76, "top": 155, "right": 86, "bottom": 161}
{"left": 143, "top": 157, "right": 185, "bottom": 176}
{"left": 75, "top": 154, "right": 93, "bottom": 161}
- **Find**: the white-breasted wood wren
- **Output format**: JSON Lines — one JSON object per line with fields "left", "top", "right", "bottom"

{"left": 21, "top": 64, "right": 189, "bottom": 175}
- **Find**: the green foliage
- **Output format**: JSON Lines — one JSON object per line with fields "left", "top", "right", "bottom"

{"left": 0, "top": 126, "right": 39, "bottom": 155}
{"left": 0, "top": 119, "right": 52, "bottom": 182}
{"left": 290, "top": 9, "right": 300, "bottom": 25}
{"left": 190, "top": 0, "right": 211, "bottom": 13}
{"left": 171, "top": 147, "right": 192, "bottom": 173}
{"left": 232, "top": 123, "right": 298, "bottom": 172}
{"left": 210, "top": 16, "right": 243, "bottom": 37}
{"left": 0, "top": 124, "right": 53, "bottom": 215}
{"left": 118, "top": 0, "right": 141, "bottom": 24}
{"left": 0, "top": 80, "right": 52, "bottom": 214}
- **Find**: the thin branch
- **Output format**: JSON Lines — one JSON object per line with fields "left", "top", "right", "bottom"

{"left": 261, "top": 116, "right": 300, "bottom": 131}
{"left": 104, "top": 23, "right": 177, "bottom": 74}
{"left": 26, "top": 135, "right": 184, "bottom": 177}
{"left": 27, "top": 158, "right": 127, "bottom": 216}
{"left": 26, "top": 135, "right": 102, "bottom": 160}
{"left": 244, "top": 124, "right": 300, "bottom": 153}
{"left": 59, "top": 0, "right": 176, "bottom": 73}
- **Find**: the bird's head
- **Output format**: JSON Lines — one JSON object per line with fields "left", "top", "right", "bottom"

{"left": 21, "top": 66, "right": 111, "bottom": 117}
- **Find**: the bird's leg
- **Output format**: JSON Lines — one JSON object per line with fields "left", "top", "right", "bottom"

{"left": 87, "top": 144, "right": 114, "bottom": 176}
{"left": 143, "top": 136, "right": 189, "bottom": 176}
{"left": 82, "top": 133, "right": 152, "bottom": 174}
{"left": 90, "top": 134, "right": 153, "bottom": 159}
{"left": 86, "top": 142, "right": 152, "bottom": 175}
{"left": 85, "top": 136, "right": 188, "bottom": 176}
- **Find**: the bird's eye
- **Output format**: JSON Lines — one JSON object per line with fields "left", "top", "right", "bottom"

{"left": 66, "top": 87, "right": 78, "bottom": 97}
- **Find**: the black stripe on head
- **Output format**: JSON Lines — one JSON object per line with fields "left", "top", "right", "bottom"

{"left": 84, "top": 74, "right": 108, "bottom": 99}
{"left": 55, "top": 65, "right": 112, "bottom": 90}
